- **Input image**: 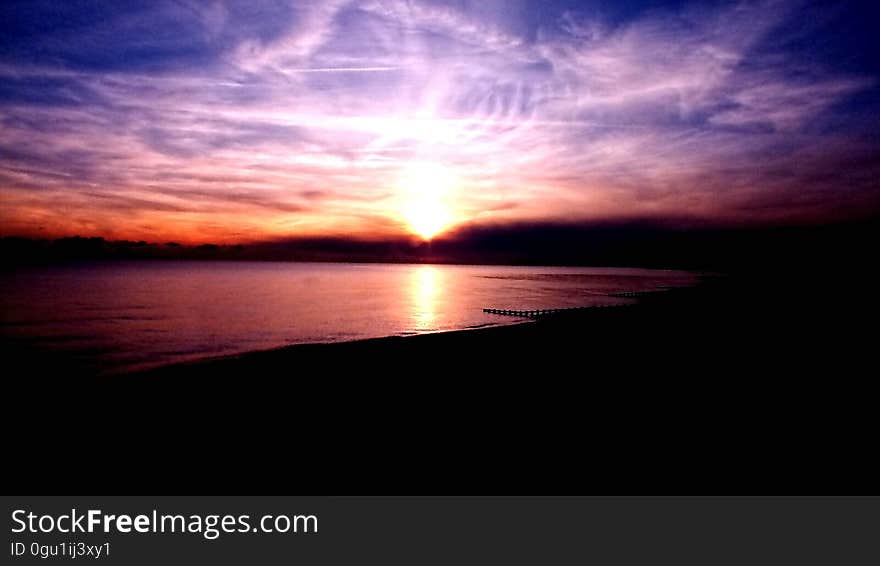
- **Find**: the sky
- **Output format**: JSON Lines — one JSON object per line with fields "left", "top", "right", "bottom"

{"left": 1, "top": 0, "right": 878, "bottom": 244}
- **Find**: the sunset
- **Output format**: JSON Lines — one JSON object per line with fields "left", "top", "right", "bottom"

{"left": 2, "top": 0, "right": 878, "bottom": 245}
{"left": 4, "top": 1, "right": 880, "bottom": 540}
{"left": 2, "top": 0, "right": 879, "bottom": 458}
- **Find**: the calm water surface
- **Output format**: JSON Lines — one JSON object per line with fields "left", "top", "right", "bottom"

{"left": 1, "top": 261, "right": 698, "bottom": 373}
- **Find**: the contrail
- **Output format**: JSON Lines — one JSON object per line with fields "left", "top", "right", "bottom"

{"left": 278, "top": 66, "right": 401, "bottom": 73}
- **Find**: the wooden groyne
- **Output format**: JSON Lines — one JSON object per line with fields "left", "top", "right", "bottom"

{"left": 483, "top": 305, "right": 614, "bottom": 319}
{"left": 608, "top": 290, "right": 661, "bottom": 298}
{"left": 484, "top": 289, "right": 661, "bottom": 319}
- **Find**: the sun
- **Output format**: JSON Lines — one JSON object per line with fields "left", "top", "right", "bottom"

{"left": 397, "top": 163, "right": 458, "bottom": 240}
{"left": 405, "top": 200, "right": 449, "bottom": 240}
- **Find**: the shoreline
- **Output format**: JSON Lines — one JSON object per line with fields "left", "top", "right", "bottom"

{"left": 15, "top": 266, "right": 876, "bottom": 386}
{"left": 123, "top": 316, "right": 536, "bottom": 376}
{"left": 4, "top": 263, "right": 696, "bottom": 381}
{"left": 127, "top": 283, "right": 701, "bottom": 382}
{"left": 130, "top": 315, "right": 543, "bottom": 379}
{"left": 125, "top": 295, "right": 651, "bottom": 376}
{"left": 124, "top": 267, "right": 874, "bottom": 385}
{"left": 125, "top": 285, "right": 673, "bottom": 378}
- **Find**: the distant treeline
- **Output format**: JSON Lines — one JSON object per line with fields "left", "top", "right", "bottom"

{"left": 0, "top": 236, "right": 433, "bottom": 266}
{"left": 2, "top": 218, "right": 879, "bottom": 272}
{"left": 0, "top": 236, "right": 247, "bottom": 265}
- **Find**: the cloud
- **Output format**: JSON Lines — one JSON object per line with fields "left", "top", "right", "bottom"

{"left": 232, "top": 0, "right": 351, "bottom": 71}
{"left": 708, "top": 75, "right": 874, "bottom": 130}
{"left": 1, "top": 0, "right": 878, "bottom": 242}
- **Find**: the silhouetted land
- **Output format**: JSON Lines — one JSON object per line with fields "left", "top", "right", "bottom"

{"left": 4, "top": 221, "right": 878, "bottom": 491}
{"left": 4, "top": 218, "right": 879, "bottom": 269}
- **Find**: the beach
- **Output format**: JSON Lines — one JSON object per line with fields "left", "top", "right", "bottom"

{"left": 8, "top": 265, "right": 872, "bottom": 392}
{"left": 126, "top": 270, "right": 872, "bottom": 386}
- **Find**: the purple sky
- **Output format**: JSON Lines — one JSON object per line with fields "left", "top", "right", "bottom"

{"left": 1, "top": 0, "right": 878, "bottom": 243}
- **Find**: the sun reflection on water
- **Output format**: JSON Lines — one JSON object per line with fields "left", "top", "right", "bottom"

{"left": 411, "top": 265, "right": 440, "bottom": 330}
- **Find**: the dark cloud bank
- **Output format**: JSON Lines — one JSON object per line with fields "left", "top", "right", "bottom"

{"left": 4, "top": 217, "right": 878, "bottom": 273}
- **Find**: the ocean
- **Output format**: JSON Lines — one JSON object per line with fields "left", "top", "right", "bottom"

{"left": 1, "top": 261, "right": 698, "bottom": 374}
